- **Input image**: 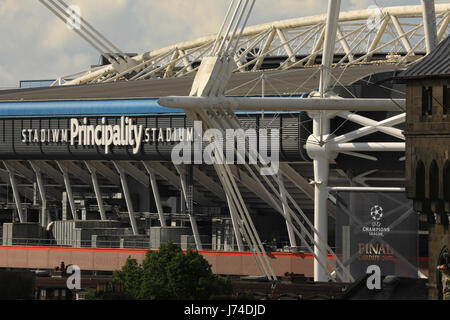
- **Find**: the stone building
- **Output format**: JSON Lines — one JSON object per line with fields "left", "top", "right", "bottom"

{"left": 400, "top": 35, "right": 449, "bottom": 299}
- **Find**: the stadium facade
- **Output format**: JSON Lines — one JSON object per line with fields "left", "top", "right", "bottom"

{"left": 0, "top": 3, "right": 449, "bottom": 285}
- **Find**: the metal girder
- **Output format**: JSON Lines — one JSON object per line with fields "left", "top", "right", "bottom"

{"left": 174, "top": 165, "right": 243, "bottom": 251}
{"left": 175, "top": 164, "right": 202, "bottom": 251}
{"left": 164, "top": 49, "right": 180, "bottom": 78}
{"left": 437, "top": 12, "right": 450, "bottom": 41}
{"left": 4, "top": 161, "right": 62, "bottom": 201}
{"left": 279, "top": 163, "right": 314, "bottom": 200}
{"left": 29, "top": 161, "right": 50, "bottom": 227}
{"left": 4, "top": 161, "right": 35, "bottom": 182}
{"left": 279, "top": 163, "right": 336, "bottom": 215}
{"left": 333, "top": 142, "right": 405, "bottom": 152}
{"left": 115, "top": 161, "right": 149, "bottom": 188}
{"left": 158, "top": 96, "right": 406, "bottom": 112}
{"left": 365, "top": 15, "right": 390, "bottom": 61}
{"left": 329, "top": 186, "right": 405, "bottom": 192}
{"left": 113, "top": 161, "right": 139, "bottom": 235}
{"left": 309, "top": 0, "right": 340, "bottom": 282}
{"left": 142, "top": 161, "right": 166, "bottom": 227}
{"left": 390, "top": 15, "right": 414, "bottom": 55}
{"left": 305, "top": 27, "right": 325, "bottom": 66}
{"left": 336, "top": 25, "right": 354, "bottom": 62}
{"left": 276, "top": 28, "right": 296, "bottom": 63}
{"left": 252, "top": 28, "right": 276, "bottom": 71}
{"left": 2, "top": 162, "right": 26, "bottom": 222}
{"left": 56, "top": 161, "right": 79, "bottom": 220}
{"left": 422, "top": 0, "right": 438, "bottom": 53}
{"left": 39, "top": 0, "right": 130, "bottom": 82}
{"left": 84, "top": 161, "right": 107, "bottom": 221}
{"left": 85, "top": 161, "right": 120, "bottom": 186}
{"left": 228, "top": 165, "right": 282, "bottom": 213}
{"left": 59, "top": 161, "right": 92, "bottom": 185}
{"left": 176, "top": 165, "right": 227, "bottom": 202}
{"left": 331, "top": 113, "right": 405, "bottom": 144}
{"left": 145, "top": 162, "right": 181, "bottom": 189}
{"left": 0, "top": 167, "right": 34, "bottom": 203}
{"left": 144, "top": 161, "right": 215, "bottom": 207}
{"left": 28, "top": 160, "right": 65, "bottom": 185}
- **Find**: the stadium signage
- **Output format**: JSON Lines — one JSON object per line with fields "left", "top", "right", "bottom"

{"left": 362, "top": 205, "right": 391, "bottom": 237}
{"left": 21, "top": 116, "right": 194, "bottom": 155}
{"left": 19, "top": 117, "right": 280, "bottom": 174}
{"left": 357, "top": 242, "right": 395, "bottom": 262}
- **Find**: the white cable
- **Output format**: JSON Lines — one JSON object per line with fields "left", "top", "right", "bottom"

{"left": 224, "top": 0, "right": 250, "bottom": 57}
{"left": 211, "top": 0, "right": 236, "bottom": 56}
{"left": 231, "top": 0, "right": 256, "bottom": 58}
{"left": 217, "top": 0, "right": 244, "bottom": 59}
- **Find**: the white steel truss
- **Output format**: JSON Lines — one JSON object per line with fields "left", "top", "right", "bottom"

{"left": 56, "top": 4, "right": 450, "bottom": 86}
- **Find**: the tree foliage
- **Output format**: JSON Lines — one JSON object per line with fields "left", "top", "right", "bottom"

{"left": 112, "top": 257, "right": 142, "bottom": 299}
{"left": 113, "top": 242, "right": 233, "bottom": 300}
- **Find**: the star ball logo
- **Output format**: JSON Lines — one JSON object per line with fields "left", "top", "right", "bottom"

{"left": 370, "top": 205, "right": 383, "bottom": 221}
{"left": 362, "top": 205, "right": 390, "bottom": 237}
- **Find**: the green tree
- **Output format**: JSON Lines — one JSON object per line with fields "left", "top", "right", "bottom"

{"left": 113, "top": 257, "right": 143, "bottom": 299}
{"left": 114, "top": 242, "right": 233, "bottom": 300}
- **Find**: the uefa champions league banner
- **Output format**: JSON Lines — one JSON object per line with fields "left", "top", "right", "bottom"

{"left": 335, "top": 191, "right": 419, "bottom": 280}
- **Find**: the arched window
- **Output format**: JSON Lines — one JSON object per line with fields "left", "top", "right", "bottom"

{"left": 429, "top": 160, "right": 439, "bottom": 200}
{"left": 416, "top": 161, "right": 425, "bottom": 199}
{"left": 443, "top": 85, "right": 449, "bottom": 116}
{"left": 422, "top": 86, "right": 433, "bottom": 116}
{"left": 444, "top": 161, "right": 450, "bottom": 201}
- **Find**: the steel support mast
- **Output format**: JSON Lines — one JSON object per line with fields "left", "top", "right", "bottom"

{"left": 306, "top": 0, "right": 341, "bottom": 282}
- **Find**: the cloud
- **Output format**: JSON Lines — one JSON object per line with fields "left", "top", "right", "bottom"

{"left": 0, "top": 0, "right": 448, "bottom": 88}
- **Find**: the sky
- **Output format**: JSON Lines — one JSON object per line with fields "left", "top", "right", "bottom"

{"left": 0, "top": 0, "right": 446, "bottom": 88}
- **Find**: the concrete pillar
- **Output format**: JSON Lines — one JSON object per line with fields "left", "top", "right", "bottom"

{"left": 33, "top": 182, "right": 38, "bottom": 207}
{"left": 29, "top": 162, "right": 49, "bottom": 228}
{"left": 142, "top": 162, "right": 166, "bottom": 227}
{"left": 3, "top": 162, "right": 26, "bottom": 223}
{"left": 178, "top": 165, "right": 202, "bottom": 250}
{"left": 113, "top": 162, "right": 139, "bottom": 236}
{"left": 62, "top": 192, "right": 69, "bottom": 221}
{"left": 84, "top": 162, "right": 107, "bottom": 221}
{"left": 80, "top": 200, "right": 87, "bottom": 221}
{"left": 57, "top": 161, "right": 78, "bottom": 220}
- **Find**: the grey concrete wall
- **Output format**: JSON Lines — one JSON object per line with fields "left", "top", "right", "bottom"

{"left": 150, "top": 227, "right": 193, "bottom": 249}
{"left": 2, "top": 223, "right": 43, "bottom": 246}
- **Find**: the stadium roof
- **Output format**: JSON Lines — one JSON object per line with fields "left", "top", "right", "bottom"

{"left": 0, "top": 64, "right": 401, "bottom": 102}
